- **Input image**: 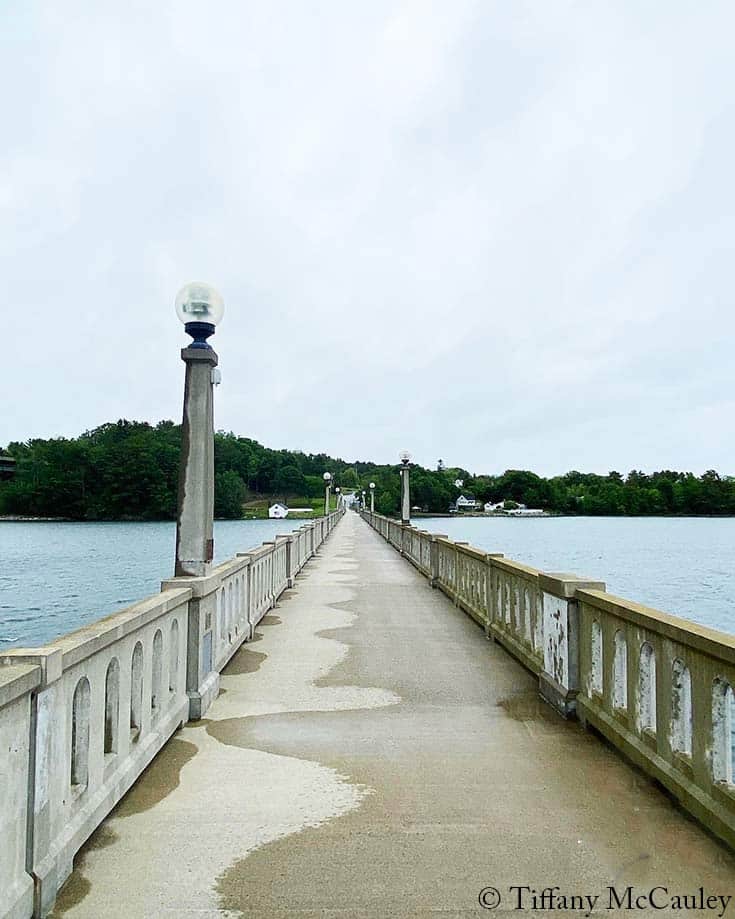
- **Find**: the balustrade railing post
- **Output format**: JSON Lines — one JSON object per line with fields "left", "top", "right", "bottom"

{"left": 429, "top": 534, "right": 448, "bottom": 588}
{"left": 0, "top": 648, "right": 64, "bottom": 915}
{"left": 538, "top": 572, "right": 605, "bottom": 717}
{"left": 161, "top": 572, "right": 219, "bottom": 719}
{"left": 483, "top": 554, "right": 504, "bottom": 638}
{"left": 400, "top": 522, "right": 411, "bottom": 556}
{"left": 261, "top": 542, "right": 278, "bottom": 606}
{"left": 0, "top": 658, "right": 43, "bottom": 918}
{"left": 278, "top": 534, "right": 295, "bottom": 588}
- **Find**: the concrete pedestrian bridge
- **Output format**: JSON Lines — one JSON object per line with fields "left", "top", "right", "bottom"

{"left": 3, "top": 511, "right": 735, "bottom": 918}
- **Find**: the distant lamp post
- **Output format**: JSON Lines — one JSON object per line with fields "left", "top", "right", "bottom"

{"left": 399, "top": 450, "right": 411, "bottom": 525}
{"left": 369, "top": 481, "right": 375, "bottom": 512}
{"left": 174, "top": 282, "right": 224, "bottom": 577}
{"left": 323, "top": 471, "right": 332, "bottom": 516}
{"left": 335, "top": 486, "right": 341, "bottom": 508}
{"left": 361, "top": 489, "right": 366, "bottom": 509}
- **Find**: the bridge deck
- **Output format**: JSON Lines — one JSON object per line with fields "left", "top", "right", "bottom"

{"left": 51, "top": 513, "right": 735, "bottom": 917}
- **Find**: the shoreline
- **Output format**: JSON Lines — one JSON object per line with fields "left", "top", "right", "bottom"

{"left": 0, "top": 515, "right": 71, "bottom": 522}
{"left": 412, "top": 512, "right": 735, "bottom": 520}
{"left": 5, "top": 513, "right": 735, "bottom": 524}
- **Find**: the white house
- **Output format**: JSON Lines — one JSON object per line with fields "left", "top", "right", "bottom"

{"left": 484, "top": 500, "right": 545, "bottom": 516}
{"left": 455, "top": 494, "right": 479, "bottom": 510}
{"left": 268, "top": 503, "right": 289, "bottom": 519}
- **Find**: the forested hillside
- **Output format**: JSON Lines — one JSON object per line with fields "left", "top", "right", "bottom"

{"left": 1, "top": 420, "right": 734, "bottom": 520}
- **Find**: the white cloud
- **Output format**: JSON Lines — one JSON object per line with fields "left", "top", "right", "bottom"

{"left": 3, "top": 0, "right": 735, "bottom": 475}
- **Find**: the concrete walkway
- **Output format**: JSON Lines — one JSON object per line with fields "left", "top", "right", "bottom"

{"left": 52, "top": 513, "right": 735, "bottom": 918}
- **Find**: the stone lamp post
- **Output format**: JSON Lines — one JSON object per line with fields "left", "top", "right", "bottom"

{"left": 369, "top": 481, "right": 375, "bottom": 512}
{"left": 323, "top": 471, "right": 332, "bottom": 517}
{"left": 399, "top": 451, "right": 411, "bottom": 525}
{"left": 174, "top": 281, "right": 224, "bottom": 577}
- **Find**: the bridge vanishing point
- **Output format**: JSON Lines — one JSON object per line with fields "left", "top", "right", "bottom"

{"left": 3, "top": 510, "right": 735, "bottom": 918}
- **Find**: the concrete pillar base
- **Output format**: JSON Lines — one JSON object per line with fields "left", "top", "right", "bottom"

{"left": 33, "top": 851, "right": 67, "bottom": 919}
{"left": 188, "top": 671, "right": 220, "bottom": 721}
{"left": 3, "top": 875, "right": 33, "bottom": 919}
{"left": 539, "top": 671, "right": 577, "bottom": 719}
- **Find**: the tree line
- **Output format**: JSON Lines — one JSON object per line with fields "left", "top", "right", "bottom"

{"left": 1, "top": 419, "right": 733, "bottom": 520}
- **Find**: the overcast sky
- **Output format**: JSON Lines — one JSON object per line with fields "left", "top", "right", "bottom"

{"left": 3, "top": 2, "right": 734, "bottom": 476}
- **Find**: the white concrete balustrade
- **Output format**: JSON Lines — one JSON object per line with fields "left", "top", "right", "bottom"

{"left": 361, "top": 509, "right": 735, "bottom": 852}
{"left": 576, "top": 588, "right": 735, "bottom": 849}
{"left": 491, "top": 556, "right": 544, "bottom": 675}
{"left": 0, "top": 508, "right": 344, "bottom": 919}
{"left": 2, "top": 588, "right": 191, "bottom": 918}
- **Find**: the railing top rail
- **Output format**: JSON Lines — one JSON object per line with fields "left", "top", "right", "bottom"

{"left": 242, "top": 543, "right": 277, "bottom": 561}
{"left": 490, "top": 556, "right": 537, "bottom": 578}
{"left": 455, "top": 543, "right": 499, "bottom": 562}
{"left": 577, "top": 588, "right": 735, "bottom": 665}
{"left": 3, "top": 587, "right": 192, "bottom": 672}
{"left": 211, "top": 554, "right": 251, "bottom": 578}
{"left": 0, "top": 660, "right": 41, "bottom": 708}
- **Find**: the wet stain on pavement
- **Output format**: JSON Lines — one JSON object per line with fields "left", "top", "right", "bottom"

{"left": 223, "top": 646, "right": 268, "bottom": 675}
{"left": 206, "top": 715, "right": 254, "bottom": 748}
{"left": 497, "top": 691, "right": 566, "bottom": 725}
{"left": 50, "top": 825, "right": 118, "bottom": 917}
{"left": 114, "top": 737, "right": 198, "bottom": 816}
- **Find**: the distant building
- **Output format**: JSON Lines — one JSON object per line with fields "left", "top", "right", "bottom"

{"left": 268, "top": 503, "right": 289, "bottom": 519}
{"left": 450, "top": 494, "right": 479, "bottom": 512}
{"left": 484, "top": 500, "right": 545, "bottom": 516}
{"left": 0, "top": 456, "right": 15, "bottom": 480}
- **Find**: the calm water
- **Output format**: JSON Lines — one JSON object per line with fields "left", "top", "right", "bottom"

{"left": 0, "top": 519, "right": 299, "bottom": 648}
{"left": 418, "top": 516, "right": 735, "bottom": 636}
{"left": 1, "top": 516, "right": 734, "bottom": 649}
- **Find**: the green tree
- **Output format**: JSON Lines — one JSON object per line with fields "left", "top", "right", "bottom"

{"left": 339, "top": 467, "right": 360, "bottom": 489}
{"left": 275, "top": 464, "right": 305, "bottom": 496}
{"left": 214, "top": 470, "right": 246, "bottom": 518}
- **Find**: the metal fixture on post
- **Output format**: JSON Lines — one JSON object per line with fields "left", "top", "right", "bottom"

{"left": 369, "top": 481, "right": 375, "bottom": 513}
{"left": 174, "top": 281, "right": 224, "bottom": 577}
{"left": 323, "top": 471, "right": 332, "bottom": 517}
{"left": 399, "top": 450, "right": 411, "bottom": 526}
{"left": 335, "top": 486, "right": 341, "bottom": 509}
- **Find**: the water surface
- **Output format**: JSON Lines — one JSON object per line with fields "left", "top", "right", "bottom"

{"left": 418, "top": 516, "right": 735, "bottom": 635}
{"left": 0, "top": 519, "right": 300, "bottom": 648}
{"left": 1, "top": 516, "right": 734, "bottom": 648}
